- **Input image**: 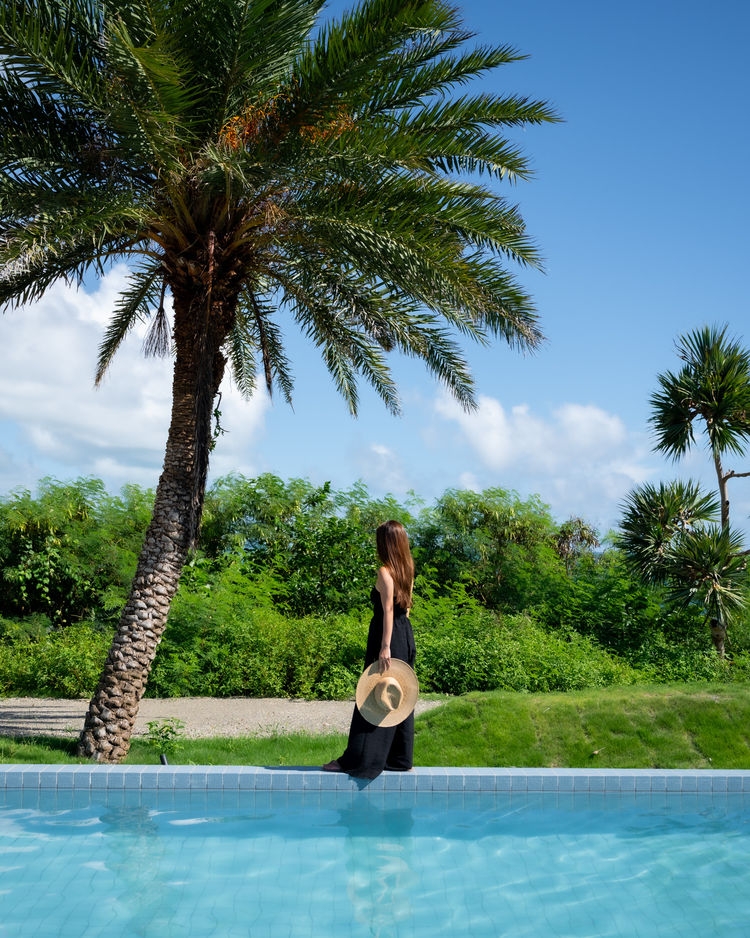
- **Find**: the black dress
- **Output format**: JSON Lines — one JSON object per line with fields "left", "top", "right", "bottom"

{"left": 335, "top": 587, "right": 417, "bottom": 779}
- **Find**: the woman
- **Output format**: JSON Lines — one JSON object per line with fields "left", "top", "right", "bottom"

{"left": 323, "top": 519, "right": 417, "bottom": 779}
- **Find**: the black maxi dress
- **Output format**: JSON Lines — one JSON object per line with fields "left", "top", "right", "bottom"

{"left": 336, "top": 587, "right": 417, "bottom": 779}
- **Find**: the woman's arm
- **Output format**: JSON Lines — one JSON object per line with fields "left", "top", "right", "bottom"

{"left": 376, "top": 565, "right": 394, "bottom": 673}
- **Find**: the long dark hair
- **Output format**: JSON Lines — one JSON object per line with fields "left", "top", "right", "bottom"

{"left": 376, "top": 520, "right": 414, "bottom": 610}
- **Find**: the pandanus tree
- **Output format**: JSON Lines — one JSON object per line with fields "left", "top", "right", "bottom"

{"left": 0, "top": 0, "right": 557, "bottom": 761}
{"left": 619, "top": 325, "right": 750, "bottom": 655}
{"left": 650, "top": 324, "right": 750, "bottom": 530}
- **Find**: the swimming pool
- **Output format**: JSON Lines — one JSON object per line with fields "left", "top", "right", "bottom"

{"left": 1, "top": 766, "right": 749, "bottom": 937}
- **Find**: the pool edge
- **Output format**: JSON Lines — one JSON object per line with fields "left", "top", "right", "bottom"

{"left": 1, "top": 765, "right": 749, "bottom": 793}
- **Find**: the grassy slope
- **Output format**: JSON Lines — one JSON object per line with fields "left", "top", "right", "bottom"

{"left": 1, "top": 683, "right": 750, "bottom": 768}
{"left": 414, "top": 684, "right": 750, "bottom": 770}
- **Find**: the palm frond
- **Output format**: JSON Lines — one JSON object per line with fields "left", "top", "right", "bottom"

{"left": 229, "top": 291, "right": 295, "bottom": 403}
{"left": 667, "top": 525, "right": 748, "bottom": 625}
{"left": 0, "top": 0, "right": 107, "bottom": 110}
{"left": 650, "top": 324, "right": 750, "bottom": 461}
{"left": 617, "top": 479, "right": 720, "bottom": 584}
{"left": 95, "top": 260, "right": 165, "bottom": 383}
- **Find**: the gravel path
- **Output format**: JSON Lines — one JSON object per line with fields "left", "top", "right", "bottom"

{"left": 0, "top": 697, "right": 443, "bottom": 739}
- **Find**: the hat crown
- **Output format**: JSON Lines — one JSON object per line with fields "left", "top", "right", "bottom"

{"left": 375, "top": 676, "right": 403, "bottom": 713}
{"left": 355, "top": 659, "right": 418, "bottom": 727}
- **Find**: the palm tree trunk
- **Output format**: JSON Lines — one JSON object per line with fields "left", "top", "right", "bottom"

{"left": 78, "top": 291, "right": 227, "bottom": 761}
{"left": 714, "top": 450, "right": 730, "bottom": 530}
{"left": 709, "top": 616, "right": 727, "bottom": 657}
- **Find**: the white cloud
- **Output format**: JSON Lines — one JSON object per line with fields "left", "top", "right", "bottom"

{"left": 434, "top": 391, "right": 655, "bottom": 531}
{"left": 0, "top": 268, "right": 269, "bottom": 492}
{"left": 355, "top": 442, "right": 410, "bottom": 495}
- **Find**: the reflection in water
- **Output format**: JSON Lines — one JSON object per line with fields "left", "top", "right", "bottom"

{"left": 98, "top": 803, "right": 170, "bottom": 937}
{"left": 336, "top": 803, "right": 418, "bottom": 938}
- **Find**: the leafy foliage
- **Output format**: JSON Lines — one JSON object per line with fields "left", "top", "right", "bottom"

{"left": 0, "top": 478, "right": 152, "bottom": 626}
{"left": 1, "top": 473, "right": 748, "bottom": 700}
{"left": 618, "top": 325, "right": 750, "bottom": 653}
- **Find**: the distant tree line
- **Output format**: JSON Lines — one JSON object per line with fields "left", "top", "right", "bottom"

{"left": 1, "top": 471, "right": 748, "bottom": 699}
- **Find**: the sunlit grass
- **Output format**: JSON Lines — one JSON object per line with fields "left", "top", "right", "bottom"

{"left": 2, "top": 683, "right": 750, "bottom": 769}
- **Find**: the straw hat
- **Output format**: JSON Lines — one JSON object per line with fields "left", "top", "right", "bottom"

{"left": 355, "top": 659, "right": 419, "bottom": 727}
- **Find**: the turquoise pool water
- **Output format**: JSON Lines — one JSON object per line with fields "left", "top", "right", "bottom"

{"left": 1, "top": 768, "right": 749, "bottom": 937}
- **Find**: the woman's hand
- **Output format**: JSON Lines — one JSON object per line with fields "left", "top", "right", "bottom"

{"left": 379, "top": 644, "right": 391, "bottom": 673}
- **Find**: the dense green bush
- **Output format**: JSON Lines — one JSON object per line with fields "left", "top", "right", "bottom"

{"left": 410, "top": 582, "right": 638, "bottom": 694}
{"left": 0, "top": 474, "right": 747, "bottom": 700}
{"left": 0, "top": 478, "right": 152, "bottom": 627}
{"left": 146, "top": 556, "right": 368, "bottom": 699}
{"left": 0, "top": 622, "right": 113, "bottom": 697}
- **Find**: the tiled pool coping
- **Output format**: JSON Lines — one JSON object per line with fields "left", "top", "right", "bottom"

{"left": 2, "top": 765, "right": 750, "bottom": 793}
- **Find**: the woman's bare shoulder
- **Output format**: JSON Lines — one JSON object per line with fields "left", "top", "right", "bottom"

{"left": 376, "top": 565, "right": 394, "bottom": 591}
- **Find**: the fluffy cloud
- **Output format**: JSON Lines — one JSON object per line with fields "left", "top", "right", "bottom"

{"left": 356, "top": 442, "right": 411, "bottom": 495}
{"left": 0, "top": 268, "right": 269, "bottom": 492}
{"left": 434, "top": 392, "right": 654, "bottom": 530}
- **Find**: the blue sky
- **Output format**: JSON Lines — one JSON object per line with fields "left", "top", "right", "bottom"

{"left": 1, "top": 0, "right": 749, "bottom": 536}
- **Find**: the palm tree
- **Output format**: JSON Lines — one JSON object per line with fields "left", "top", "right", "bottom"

{"left": 1, "top": 0, "right": 557, "bottom": 761}
{"left": 650, "top": 325, "right": 750, "bottom": 529}
{"left": 618, "top": 480, "right": 746, "bottom": 655}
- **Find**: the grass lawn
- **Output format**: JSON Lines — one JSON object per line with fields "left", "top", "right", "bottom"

{"left": 2, "top": 683, "right": 750, "bottom": 768}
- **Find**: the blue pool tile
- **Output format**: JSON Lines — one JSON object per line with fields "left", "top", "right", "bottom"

{"left": 447, "top": 770, "right": 466, "bottom": 791}
{"left": 298, "top": 770, "right": 319, "bottom": 791}
{"left": 399, "top": 771, "right": 418, "bottom": 791}
{"left": 3, "top": 770, "right": 27, "bottom": 790}
{"left": 364, "top": 774, "right": 386, "bottom": 791}
{"left": 105, "top": 770, "right": 127, "bottom": 789}
{"left": 90, "top": 769, "right": 109, "bottom": 790}
{"left": 237, "top": 769, "right": 257, "bottom": 790}
{"left": 39, "top": 769, "right": 60, "bottom": 788}
{"left": 462, "top": 773, "right": 481, "bottom": 791}
{"left": 172, "top": 768, "right": 191, "bottom": 789}
{"left": 71, "top": 769, "right": 93, "bottom": 790}
{"left": 54, "top": 769, "right": 73, "bottom": 789}
{"left": 140, "top": 770, "right": 160, "bottom": 790}
{"left": 319, "top": 769, "right": 339, "bottom": 790}
{"left": 123, "top": 770, "right": 141, "bottom": 790}
{"left": 220, "top": 771, "right": 242, "bottom": 790}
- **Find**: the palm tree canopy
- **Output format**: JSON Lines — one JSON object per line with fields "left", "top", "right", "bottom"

{"left": 666, "top": 525, "right": 747, "bottom": 626}
{"left": 650, "top": 324, "right": 750, "bottom": 462}
{"left": 0, "top": 0, "right": 558, "bottom": 416}
{"left": 617, "top": 479, "right": 719, "bottom": 585}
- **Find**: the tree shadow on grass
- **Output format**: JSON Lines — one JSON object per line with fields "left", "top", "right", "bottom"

{"left": 0, "top": 735, "right": 80, "bottom": 762}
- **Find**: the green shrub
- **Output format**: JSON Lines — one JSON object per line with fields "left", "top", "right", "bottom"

{"left": 0, "top": 621, "right": 112, "bottom": 696}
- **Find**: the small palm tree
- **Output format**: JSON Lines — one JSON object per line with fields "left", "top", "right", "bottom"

{"left": 1, "top": 0, "right": 558, "bottom": 760}
{"left": 618, "top": 479, "right": 746, "bottom": 655}
{"left": 650, "top": 325, "right": 750, "bottom": 529}
{"left": 667, "top": 525, "right": 747, "bottom": 657}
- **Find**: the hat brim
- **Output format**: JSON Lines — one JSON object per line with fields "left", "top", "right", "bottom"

{"left": 355, "top": 659, "right": 419, "bottom": 727}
